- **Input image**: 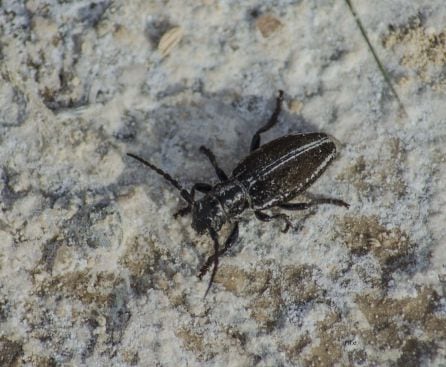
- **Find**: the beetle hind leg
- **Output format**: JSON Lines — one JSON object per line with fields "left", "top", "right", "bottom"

{"left": 250, "top": 90, "right": 284, "bottom": 152}
{"left": 255, "top": 210, "right": 293, "bottom": 233}
{"left": 279, "top": 197, "right": 349, "bottom": 211}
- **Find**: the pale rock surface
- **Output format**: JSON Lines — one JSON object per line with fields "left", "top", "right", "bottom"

{"left": 0, "top": 0, "right": 445, "bottom": 366}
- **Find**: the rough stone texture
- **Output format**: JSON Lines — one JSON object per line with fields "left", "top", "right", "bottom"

{"left": 0, "top": 0, "right": 445, "bottom": 366}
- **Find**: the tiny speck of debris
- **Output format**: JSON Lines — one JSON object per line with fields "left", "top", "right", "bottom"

{"left": 256, "top": 15, "right": 282, "bottom": 38}
{"left": 288, "top": 99, "right": 303, "bottom": 113}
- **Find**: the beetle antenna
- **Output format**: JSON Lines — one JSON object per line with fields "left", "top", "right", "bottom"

{"left": 127, "top": 153, "right": 192, "bottom": 204}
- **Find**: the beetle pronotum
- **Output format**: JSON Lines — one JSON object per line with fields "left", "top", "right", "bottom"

{"left": 128, "top": 91, "right": 349, "bottom": 297}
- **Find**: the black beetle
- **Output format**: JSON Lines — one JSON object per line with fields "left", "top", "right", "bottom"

{"left": 127, "top": 91, "right": 349, "bottom": 297}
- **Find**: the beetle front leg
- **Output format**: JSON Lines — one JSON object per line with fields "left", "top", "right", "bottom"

{"left": 254, "top": 210, "right": 293, "bottom": 233}
{"left": 202, "top": 228, "right": 222, "bottom": 298}
{"left": 250, "top": 90, "right": 284, "bottom": 152}
{"left": 198, "top": 223, "right": 239, "bottom": 280}
{"left": 279, "top": 198, "right": 349, "bottom": 211}
{"left": 173, "top": 182, "right": 212, "bottom": 218}
{"left": 199, "top": 146, "right": 228, "bottom": 182}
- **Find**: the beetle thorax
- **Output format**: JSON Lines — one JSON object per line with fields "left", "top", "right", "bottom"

{"left": 213, "top": 180, "right": 249, "bottom": 217}
{"left": 191, "top": 181, "right": 248, "bottom": 234}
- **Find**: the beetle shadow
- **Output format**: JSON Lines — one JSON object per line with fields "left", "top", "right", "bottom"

{"left": 119, "top": 90, "right": 331, "bottom": 246}
{"left": 121, "top": 90, "right": 323, "bottom": 191}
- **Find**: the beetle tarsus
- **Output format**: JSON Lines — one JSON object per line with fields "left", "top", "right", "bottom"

{"left": 255, "top": 211, "right": 293, "bottom": 232}
{"left": 174, "top": 206, "right": 191, "bottom": 218}
{"left": 328, "top": 199, "right": 350, "bottom": 208}
{"left": 281, "top": 221, "right": 291, "bottom": 233}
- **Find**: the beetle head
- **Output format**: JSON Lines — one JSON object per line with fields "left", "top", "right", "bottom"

{"left": 191, "top": 196, "right": 226, "bottom": 234}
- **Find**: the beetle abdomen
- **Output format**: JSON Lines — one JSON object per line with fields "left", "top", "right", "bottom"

{"left": 233, "top": 133, "right": 337, "bottom": 209}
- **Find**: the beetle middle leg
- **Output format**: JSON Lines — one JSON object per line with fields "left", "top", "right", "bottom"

{"left": 199, "top": 145, "right": 228, "bottom": 182}
{"left": 250, "top": 90, "right": 284, "bottom": 152}
{"left": 255, "top": 210, "right": 293, "bottom": 233}
{"left": 173, "top": 182, "right": 212, "bottom": 218}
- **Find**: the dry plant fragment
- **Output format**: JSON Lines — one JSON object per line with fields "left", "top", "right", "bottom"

{"left": 288, "top": 99, "right": 303, "bottom": 113}
{"left": 256, "top": 15, "right": 282, "bottom": 38}
{"left": 158, "top": 26, "right": 183, "bottom": 57}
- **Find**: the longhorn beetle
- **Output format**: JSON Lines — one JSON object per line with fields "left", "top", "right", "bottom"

{"left": 127, "top": 90, "right": 349, "bottom": 297}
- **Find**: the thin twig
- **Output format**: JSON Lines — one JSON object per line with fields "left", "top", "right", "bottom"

{"left": 344, "top": 0, "right": 407, "bottom": 117}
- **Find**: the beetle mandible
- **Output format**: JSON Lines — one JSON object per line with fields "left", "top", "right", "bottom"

{"left": 127, "top": 90, "right": 349, "bottom": 297}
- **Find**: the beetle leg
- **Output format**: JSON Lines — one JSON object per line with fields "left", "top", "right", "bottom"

{"left": 199, "top": 146, "right": 229, "bottom": 182}
{"left": 250, "top": 90, "right": 284, "bottom": 152}
{"left": 198, "top": 223, "right": 239, "bottom": 279}
{"left": 202, "top": 228, "right": 221, "bottom": 298}
{"left": 255, "top": 210, "right": 292, "bottom": 233}
{"left": 173, "top": 182, "right": 212, "bottom": 218}
{"left": 173, "top": 206, "right": 192, "bottom": 218}
{"left": 279, "top": 198, "right": 349, "bottom": 211}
